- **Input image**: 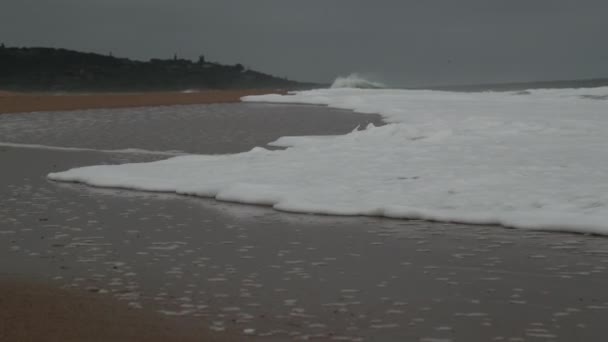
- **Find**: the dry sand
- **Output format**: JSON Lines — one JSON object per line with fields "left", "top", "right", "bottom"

{"left": 0, "top": 89, "right": 286, "bottom": 114}
{"left": 0, "top": 279, "right": 238, "bottom": 342}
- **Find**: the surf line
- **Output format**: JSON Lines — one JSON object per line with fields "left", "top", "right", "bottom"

{"left": 0, "top": 141, "right": 187, "bottom": 156}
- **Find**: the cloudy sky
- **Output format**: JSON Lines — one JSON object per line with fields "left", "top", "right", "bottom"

{"left": 2, "top": 0, "right": 607, "bottom": 87}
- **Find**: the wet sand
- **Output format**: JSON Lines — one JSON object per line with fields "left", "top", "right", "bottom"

{"left": 1, "top": 104, "right": 608, "bottom": 341}
{"left": 0, "top": 279, "right": 236, "bottom": 342}
{"left": 0, "top": 89, "right": 285, "bottom": 114}
{"left": 0, "top": 104, "right": 382, "bottom": 341}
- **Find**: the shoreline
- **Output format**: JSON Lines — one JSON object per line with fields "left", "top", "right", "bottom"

{"left": 0, "top": 89, "right": 287, "bottom": 114}
{"left": 2, "top": 104, "right": 608, "bottom": 340}
{"left": 0, "top": 104, "right": 384, "bottom": 341}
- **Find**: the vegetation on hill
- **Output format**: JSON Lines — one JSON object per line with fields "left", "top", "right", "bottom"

{"left": 0, "top": 45, "right": 315, "bottom": 91}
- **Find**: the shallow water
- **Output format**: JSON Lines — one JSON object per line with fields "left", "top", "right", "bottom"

{"left": 0, "top": 103, "right": 382, "bottom": 154}
{"left": 1, "top": 103, "right": 608, "bottom": 341}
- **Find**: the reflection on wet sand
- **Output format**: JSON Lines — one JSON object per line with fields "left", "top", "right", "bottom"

{"left": 1, "top": 103, "right": 608, "bottom": 341}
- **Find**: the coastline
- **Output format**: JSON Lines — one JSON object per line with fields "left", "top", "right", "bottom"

{"left": 0, "top": 104, "right": 384, "bottom": 341}
{"left": 0, "top": 89, "right": 287, "bottom": 114}
{"left": 2, "top": 103, "right": 608, "bottom": 341}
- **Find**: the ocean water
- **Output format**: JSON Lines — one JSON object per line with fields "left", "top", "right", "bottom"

{"left": 48, "top": 86, "right": 608, "bottom": 235}
{"left": 0, "top": 102, "right": 381, "bottom": 154}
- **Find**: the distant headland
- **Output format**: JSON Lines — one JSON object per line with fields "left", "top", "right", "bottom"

{"left": 0, "top": 45, "right": 319, "bottom": 92}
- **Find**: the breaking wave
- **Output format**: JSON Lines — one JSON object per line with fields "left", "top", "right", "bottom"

{"left": 330, "top": 74, "right": 385, "bottom": 89}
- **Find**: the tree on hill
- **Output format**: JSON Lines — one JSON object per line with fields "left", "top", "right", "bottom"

{"left": 0, "top": 46, "right": 312, "bottom": 91}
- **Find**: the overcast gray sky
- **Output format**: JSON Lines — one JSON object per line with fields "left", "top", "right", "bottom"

{"left": 1, "top": 0, "right": 607, "bottom": 87}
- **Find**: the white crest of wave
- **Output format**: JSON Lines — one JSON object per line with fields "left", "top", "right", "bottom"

{"left": 330, "top": 73, "right": 385, "bottom": 89}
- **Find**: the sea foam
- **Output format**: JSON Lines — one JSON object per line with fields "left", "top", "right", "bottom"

{"left": 49, "top": 86, "right": 608, "bottom": 235}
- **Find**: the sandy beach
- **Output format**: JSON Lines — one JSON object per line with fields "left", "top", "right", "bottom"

{"left": 0, "top": 89, "right": 285, "bottom": 114}
{"left": 2, "top": 103, "right": 608, "bottom": 341}
{"left": 0, "top": 279, "right": 239, "bottom": 342}
{"left": 0, "top": 103, "right": 382, "bottom": 341}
